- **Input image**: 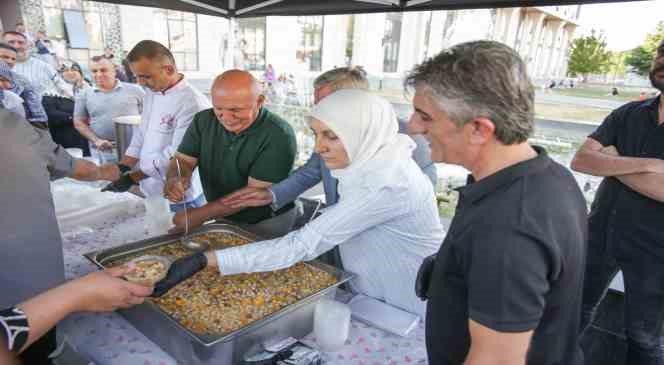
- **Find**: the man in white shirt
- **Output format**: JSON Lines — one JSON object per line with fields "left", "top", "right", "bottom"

{"left": 2, "top": 31, "right": 72, "bottom": 99}
{"left": 101, "top": 40, "right": 207, "bottom": 212}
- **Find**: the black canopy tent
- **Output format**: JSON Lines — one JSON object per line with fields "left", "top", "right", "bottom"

{"left": 89, "top": 0, "right": 637, "bottom": 18}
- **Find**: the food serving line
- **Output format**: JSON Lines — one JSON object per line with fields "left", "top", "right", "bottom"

{"left": 54, "top": 178, "right": 429, "bottom": 365}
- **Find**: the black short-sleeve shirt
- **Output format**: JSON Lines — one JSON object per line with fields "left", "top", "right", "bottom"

{"left": 426, "top": 146, "right": 587, "bottom": 365}
{"left": 587, "top": 96, "right": 664, "bottom": 256}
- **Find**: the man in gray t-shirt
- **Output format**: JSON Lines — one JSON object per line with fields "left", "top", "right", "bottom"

{"left": 74, "top": 56, "right": 144, "bottom": 163}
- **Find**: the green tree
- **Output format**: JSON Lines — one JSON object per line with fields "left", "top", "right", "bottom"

{"left": 625, "top": 21, "right": 664, "bottom": 75}
{"left": 568, "top": 31, "right": 611, "bottom": 81}
{"left": 607, "top": 51, "right": 627, "bottom": 82}
{"left": 625, "top": 46, "right": 653, "bottom": 76}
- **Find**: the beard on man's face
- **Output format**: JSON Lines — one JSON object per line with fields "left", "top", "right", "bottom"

{"left": 650, "top": 62, "right": 664, "bottom": 92}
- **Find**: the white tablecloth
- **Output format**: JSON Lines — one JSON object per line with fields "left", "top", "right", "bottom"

{"left": 55, "top": 183, "right": 429, "bottom": 365}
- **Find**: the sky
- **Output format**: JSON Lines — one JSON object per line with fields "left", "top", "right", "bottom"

{"left": 576, "top": 0, "right": 664, "bottom": 51}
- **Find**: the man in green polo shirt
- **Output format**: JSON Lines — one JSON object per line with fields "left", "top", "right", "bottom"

{"left": 164, "top": 69, "right": 297, "bottom": 236}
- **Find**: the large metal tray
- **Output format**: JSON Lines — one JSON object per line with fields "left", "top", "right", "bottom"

{"left": 84, "top": 223, "right": 354, "bottom": 364}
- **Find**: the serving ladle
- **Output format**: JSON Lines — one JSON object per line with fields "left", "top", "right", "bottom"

{"left": 175, "top": 158, "right": 208, "bottom": 251}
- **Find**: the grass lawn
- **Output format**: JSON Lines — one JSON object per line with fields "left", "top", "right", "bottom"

{"left": 550, "top": 86, "right": 647, "bottom": 103}
{"left": 534, "top": 103, "right": 609, "bottom": 124}
{"left": 374, "top": 86, "right": 617, "bottom": 124}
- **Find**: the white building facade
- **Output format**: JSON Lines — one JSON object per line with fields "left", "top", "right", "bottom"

{"left": 4, "top": 1, "right": 580, "bottom": 87}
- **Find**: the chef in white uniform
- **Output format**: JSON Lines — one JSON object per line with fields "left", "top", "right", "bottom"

{"left": 101, "top": 40, "right": 207, "bottom": 211}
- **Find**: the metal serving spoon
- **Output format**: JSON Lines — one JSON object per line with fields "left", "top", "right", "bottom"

{"left": 174, "top": 158, "right": 207, "bottom": 251}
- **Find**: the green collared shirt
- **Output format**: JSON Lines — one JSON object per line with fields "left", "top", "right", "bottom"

{"left": 178, "top": 107, "right": 297, "bottom": 224}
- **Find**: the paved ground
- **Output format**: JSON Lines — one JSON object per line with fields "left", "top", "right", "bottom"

{"left": 190, "top": 77, "right": 626, "bottom": 111}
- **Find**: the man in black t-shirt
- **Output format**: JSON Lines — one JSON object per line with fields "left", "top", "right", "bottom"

{"left": 571, "top": 39, "right": 664, "bottom": 364}
{"left": 406, "top": 40, "right": 587, "bottom": 365}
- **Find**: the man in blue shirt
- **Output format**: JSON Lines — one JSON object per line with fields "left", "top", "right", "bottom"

{"left": 0, "top": 45, "right": 48, "bottom": 127}
{"left": 221, "top": 66, "right": 437, "bottom": 212}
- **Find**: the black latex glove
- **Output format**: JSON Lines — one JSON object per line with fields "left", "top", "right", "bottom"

{"left": 152, "top": 252, "right": 208, "bottom": 297}
{"left": 101, "top": 174, "right": 136, "bottom": 193}
{"left": 117, "top": 163, "right": 131, "bottom": 174}
{"left": 415, "top": 254, "right": 436, "bottom": 301}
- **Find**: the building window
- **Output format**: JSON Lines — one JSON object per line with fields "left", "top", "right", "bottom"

{"left": 43, "top": 0, "right": 107, "bottom": 65}
{"left": 382, "top": 13, "right": 402, "bottom": 73}
{"left": 238, "top": 17, "right": 266, "bottom": 71}
{"left": 43, "top": 0, "right": 82, "bottom": 40}
{"left": 152, "top": 10, "right": 199, "bottom": 71}
{"left": 296, "top": 16, "right": 324, "bottom": 72}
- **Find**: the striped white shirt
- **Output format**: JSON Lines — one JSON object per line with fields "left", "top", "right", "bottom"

{"left": 13, "top": 57, "right": 72, "bottom": 99}
{"left": 216, "top": 157, "right": 445, "bottom": 316}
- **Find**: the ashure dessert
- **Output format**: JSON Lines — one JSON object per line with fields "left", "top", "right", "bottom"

{"left": 109, "top": 231, "right": 337, "bottom": 335}
{"left": 124, "top": 256, "right": 170, "bottom": 286}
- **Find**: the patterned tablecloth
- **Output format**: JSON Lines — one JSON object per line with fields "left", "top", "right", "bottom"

{"left": 57, "top": 187, "right": 429, "bottom": 365}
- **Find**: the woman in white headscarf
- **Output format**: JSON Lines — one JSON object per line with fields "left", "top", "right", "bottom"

{"left": 153, "top": 90, "right": 445, "bottom": 316}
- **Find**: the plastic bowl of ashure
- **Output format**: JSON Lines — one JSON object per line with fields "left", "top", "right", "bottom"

{"left": 123, "top": 255, "right": 172, "bottom": 286}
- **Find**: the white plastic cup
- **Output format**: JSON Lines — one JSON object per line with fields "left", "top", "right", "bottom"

{"left": 313, "top": 299, "right": 351, "bottom": 352}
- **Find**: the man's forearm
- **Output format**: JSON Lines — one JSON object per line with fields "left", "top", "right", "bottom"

{"left": 571, "top": 148, "right": 660, "bottom": 177}
{"left": 188, "top": 200, "right": 244, "bottom": 227}
{"left": 70, "top": 159, "right": 117, "bottom": 181}
{"left": 73, "top": 119, "right": 98, "bottom": 143}
{"left": 16, "top": 281, "right": 79, "bottom": 353}
{"left": 616, "top": 173, "right": 664, "bottom": 203}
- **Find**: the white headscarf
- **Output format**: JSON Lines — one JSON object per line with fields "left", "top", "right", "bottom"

{"left": 309, "top": 89, "right": 414, "bottom": 183}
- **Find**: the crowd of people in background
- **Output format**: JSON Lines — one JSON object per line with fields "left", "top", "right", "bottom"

{"left": 262, "top": 65, "right": 304, "bottom": 106}
{"left": 0, "top": 22, "right": 138, "bottom": 160}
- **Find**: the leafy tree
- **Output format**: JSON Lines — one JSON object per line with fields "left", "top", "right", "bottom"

{"left": 568, "top": 31, "right": 611, "bottom": 81}
{"left": 607, "top": 51, "right": 627, "bottom": 81}
{"left": 625, "top": 46, "right": 653, "bottom": 76}
{"left": 625, "top": 21, "right": 664, "bottom": 75}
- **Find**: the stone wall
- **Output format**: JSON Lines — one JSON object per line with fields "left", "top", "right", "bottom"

{"left": 17, "top": 0, "right": 123, "bottom": 59}
{"left": 17, "top": 0, "right": 46, "bottom": 34}
{"left": 98, "top": 2, "right": 123, "bottom": 57}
